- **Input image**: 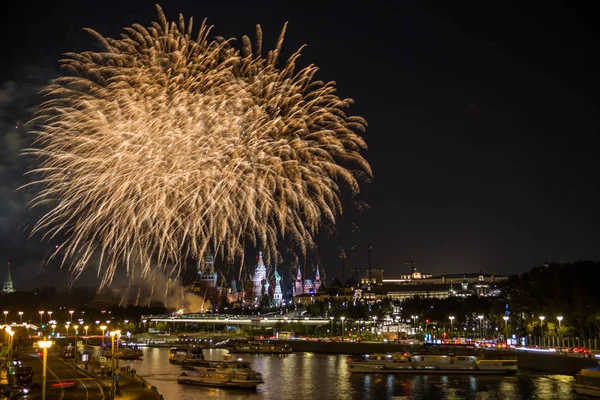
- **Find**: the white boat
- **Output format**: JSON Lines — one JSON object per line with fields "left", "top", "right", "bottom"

{"left": 347, "top": 353, "right": 518, "bottom": 375}
{"left": 573, "top": 367, "right": 600, "bottom": 397}
{"left": 177, "top": 357, "right": 264, "bottom": 389}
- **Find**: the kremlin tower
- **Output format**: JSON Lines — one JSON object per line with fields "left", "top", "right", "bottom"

{"left": 251, "top": 252, "right": 268, "bottom": 305}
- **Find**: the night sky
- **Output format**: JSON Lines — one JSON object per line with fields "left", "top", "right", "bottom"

{"left": 1, "top": 1, "right": 598, "bottom": 290}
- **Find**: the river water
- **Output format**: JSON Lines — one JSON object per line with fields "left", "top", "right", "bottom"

{"left": 122, "top": 347, "right": 577, "bottom": 400}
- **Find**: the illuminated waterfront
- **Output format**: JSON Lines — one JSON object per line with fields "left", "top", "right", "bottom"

{"left": 123, "top": 348, "right": 577, "bottom": 400}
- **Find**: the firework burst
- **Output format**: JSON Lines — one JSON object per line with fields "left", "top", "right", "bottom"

{"left": 25, "top": 5, "right": 371, "bottom": 288}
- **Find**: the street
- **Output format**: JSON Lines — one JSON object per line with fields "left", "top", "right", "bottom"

{"left": 11, "top": 351, "right": 109, "bottom": 400}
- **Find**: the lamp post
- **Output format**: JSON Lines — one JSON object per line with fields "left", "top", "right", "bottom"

{"left": 503, "top": 316, "right": 509, "bottom": 343}
{"left": 38, "top": 340, "right": 53, "bottom": 400}
{"left": 477, "top": 315, "right": 484, "bottom": 339}
{"left": 65, "top": 323, "right": 71, "bottom": 354}
{"left": 51, "top": 324, "right": 56, "bottom": 338}
{"left": 557, "top": 316, "right": 563, "bottom": 347}
{"left": 329, "top": 317, "right": 334, "bottom": 338}
{"left": 3, "top": 311, "right": 7, "bottom": 325}
{"left": 372, "top": 316, "right": 378, "bottom": 339}
{"left": 84, "top": 325, "right": 89, "bottom": 345}
{"left": 110, "top": 331, "right": 117, "bottom": 399}
{"left": 18, "top": 311, "right": 23, "bottom": 324}
{"left": 6, "top": 328, "right": 14, "bottom": 378}
{"left": 449, "top": 316, "right": 455, "bottom": 339}
{"left": 47, "top": 311, "right": 53, "bottom": 324}
{"left": 341, "top": 317, "right": 346, "bottom": 342}
{"left": 101, "top": 325, "right": 107, "bottom": 350}
{"left": 539, "top": 316, "right": 545, "bottom": 348}
{"left": 39, "top": 311, "right": 45, "bottom": 327}
{"left": 116, "top": 330, "right": 121, "bottom": 368}
{"left": 69, "top": 310, "right": 74, "bottom": 323}
{"left": 73, "top": 325, "right": 79, "bottom": 362}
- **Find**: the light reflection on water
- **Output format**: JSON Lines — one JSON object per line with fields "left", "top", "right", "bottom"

{"left": 122, "top": 348, "right": 576, "bottom": 400}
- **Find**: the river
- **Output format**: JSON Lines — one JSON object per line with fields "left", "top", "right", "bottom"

{"left": 122, "top": 347, "right": 577, "bottom": 400}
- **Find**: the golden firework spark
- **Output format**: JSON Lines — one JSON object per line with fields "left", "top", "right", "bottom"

{"left": 24, "top": 5, "right": 371, "bottom": 288}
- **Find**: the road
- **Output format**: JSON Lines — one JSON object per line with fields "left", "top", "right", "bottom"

{"left": 12, "top": 351, "right": 109, "bottom": 400}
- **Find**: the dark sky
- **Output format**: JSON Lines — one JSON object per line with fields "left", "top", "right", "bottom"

{"left": 0, "top": 1, "right": 598, "bottom": 290}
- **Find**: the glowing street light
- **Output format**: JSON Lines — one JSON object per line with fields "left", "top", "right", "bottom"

{"left": 329, "top": 316, "right": 334, "bottom": 338}
{"left": 84, "top": 325, "right": 89, "bottom": 345}
{"left": 110, "top": 331, "right": 117, "bottom": 398}
{"left": 340, "top": 317, "right": 346, "bottom": 343}
{"left": 73, "top": 325, "right": 79, "bottom": 362}
{"left": 65, "top": 323, "right": 71, "bottom": 350}
{"left": 51, "top": 324, "right": 56, "bottom": 337}
{"left": 38, "top": 340, "right": 53, "bottom": 400}
{"left": 477, "top": 315, "right": 484, "bottom": 339}
{"left": 3, "top": 311, "right": 7, "bottom": 325}
{"left": 69, "top": 310, "right": 74, "bottom": 323}
{"left": 100, "top": 325, "right": 107, "bottom": 349}
{"left": 6, "top": 328, "right": 14, "bottom": 374}
{"left": 47, "top": 311, "right": 53, "bottom": 322}
{"left": 449, "top": 316, "right": 455, "bottom": 337}
{"left": 115, "top": 329, "right": 121, "bottom": 368}
{"left": 39, "top": 311, "right": 45, "bottom": 327}
{"left": 539, "top": 316, "right": 546, "bottom": 347}
{"left": 18, "top": 311, "right": 23, "bottom": 324}
{"left": 557, "top": 315, "right": 563, "bottom": 329}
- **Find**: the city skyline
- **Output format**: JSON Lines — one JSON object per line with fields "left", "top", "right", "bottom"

{"left": 0, "top": 1, "right": 598, "bottom": 290}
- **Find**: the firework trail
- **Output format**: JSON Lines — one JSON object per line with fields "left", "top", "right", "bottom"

{"left": 24, "top": 5, "right": 371, "bottom": 288}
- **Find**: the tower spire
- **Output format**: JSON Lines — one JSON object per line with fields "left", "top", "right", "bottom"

{"left": 3, "top": 262, "right": 15, "bottom": 293}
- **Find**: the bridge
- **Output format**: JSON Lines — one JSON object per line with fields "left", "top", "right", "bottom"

{"left": 147, "top": 314, "right": 332, "bottom": 328}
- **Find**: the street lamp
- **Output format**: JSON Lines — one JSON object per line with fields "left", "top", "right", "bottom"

{"left": 341, "top": 317, "right": 346, "bottom": 343}
{"left": 557, "top": 316, "right": 564, "bottom": 347}
{"left": 65, "top": 323, "right": 71, "bottom": 352}
{"left": 449, "top": 316, "right": 455, "bottom": 339}
{"left": 329, "top": 317, "right": 334, "bottom": 338}
{"left": 84, "top": 325, "right": 89, "bottom": 345}
{"left": 477, "top": 315, "right": 484, "bottom": 339}
{"left": 51, "top": 324, "right": 56, "bottom": 338}
{"left": 100, "top": 325, "right": 107, "bottom": 349}
{"left": 372, "top": 316, "right": 378, "bottom": 338}
{"left": 47, "top": 311, "right": 53, "bottom": 322}
{"left": 18, "top": 311, "right": 23, "bottom": 324}
{"left": 539, "top": 316, "right": 545, "bottom": 347}
{"left": 73, "top": 325, "right": 79, "bottom": 362}
{"left": 503, "top": 316, "right": 509, "bottom": 343}
{"left": 69, "top": 310, "right": 74, "bottom": 323}
{"left": 6, "top": 328, "right": 14, "bottom": 376}
{"left": 3, "top": 311, "right": 7, "bottom": 325}
{"left": 39, "top": 311, "right": 45, "bottom": 327}
{"left": 110, "top": 331, "right": 117, "bottom": 398}
{"left": 116, "top": 330, "right": 122, "bottom": 368}
{"left": 38, "top": 340, "right": 53, "bottom": 400}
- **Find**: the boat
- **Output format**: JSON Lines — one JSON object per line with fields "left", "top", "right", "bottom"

{"left": 347, "top": 353, "right": 518, "bottom": 375}
{"left": 102, "top": 346, "right": 143, "bottom": 360}
{"left": 169, "top": 346, "right": 205, "bottom": 365}
{"left": 573, "top": 367, "right": 600, "bottom": 397}
{"left": 177, "top": 355, "right": 264, "bottom": 389}
{"left": 228, "top": 340, "right": 292, "bottom": 355}
{"left": 118, "top": 347, "right": 144, "bottom": 360}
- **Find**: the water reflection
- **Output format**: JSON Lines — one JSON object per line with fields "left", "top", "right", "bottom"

{"left": 124, "top": 348, "right": 576, "bottom": 400}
